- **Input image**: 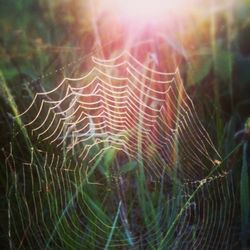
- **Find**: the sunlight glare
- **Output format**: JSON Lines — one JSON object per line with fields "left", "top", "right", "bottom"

{"left": 105, "top": 0, "right": 186, "bottom": 22}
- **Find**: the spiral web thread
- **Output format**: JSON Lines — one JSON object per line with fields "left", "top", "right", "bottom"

{"left": 5, "top": 51, "right": 236, "bottom": 249}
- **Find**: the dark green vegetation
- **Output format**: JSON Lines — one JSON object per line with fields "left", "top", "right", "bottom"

{"left": 0, "top": 0, "right": 249, "bottom": 249}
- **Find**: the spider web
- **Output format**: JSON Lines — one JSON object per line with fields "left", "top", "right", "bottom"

{"left": 5, "top": 51, "right": 237, "bottom": 249}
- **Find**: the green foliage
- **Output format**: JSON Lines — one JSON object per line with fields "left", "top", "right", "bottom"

{"left": 120, "top": 161, "right": 137, "bottom": 175}
{"left": 214, "top": 43, "right": 233, "bottom": 82}
{"left": 240, "top": 142, "right": 249, "bottom": 248}
{"left": 187, "top": 55, "right": 212, "bottom": 86}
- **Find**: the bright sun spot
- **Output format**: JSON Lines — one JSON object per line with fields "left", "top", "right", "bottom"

{"left": 102, "top": 0, "right": 187, "bottom": 23}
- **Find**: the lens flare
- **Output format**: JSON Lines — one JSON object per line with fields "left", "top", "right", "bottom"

{"left": 102, "top": 0, "right": 188, "bottom": 23}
